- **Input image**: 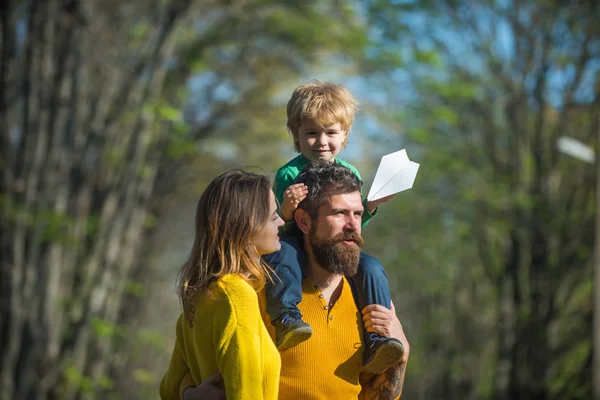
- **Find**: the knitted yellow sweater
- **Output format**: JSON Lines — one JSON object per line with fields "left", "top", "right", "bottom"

{"left": 159, "top": 274, "right": 280, "bottom": 400}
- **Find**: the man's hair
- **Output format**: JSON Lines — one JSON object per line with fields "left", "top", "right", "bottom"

{"left": 294, "top": 161, "right": 363, "bottom": 218}
{"left": 286, "top": 80, "right": 359, "bottom": 152}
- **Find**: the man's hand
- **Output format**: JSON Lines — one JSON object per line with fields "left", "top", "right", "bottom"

{"left": 360, "top": 362, "right": 407, "bottom": 400}
{"left": 281, "top": 183, "right": 308, "bottom": 221}
{"left": 362, "top": 301, "right": 409, "bottom": 362}
{"left": 360, "top": 302, "right": 409, "bottom": 399}
{"left": 366, "top": 194, "right": 395, "bottom": 214}
{"left": 362, "top": 302, "right": 409, "bottom": 359}
{"left": 182, "top": 372, "right": 225, "bottom": 400}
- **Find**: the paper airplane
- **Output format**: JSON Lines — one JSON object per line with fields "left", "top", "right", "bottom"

{"left": 367, "top": 149, "right": 420, "bottom": 201}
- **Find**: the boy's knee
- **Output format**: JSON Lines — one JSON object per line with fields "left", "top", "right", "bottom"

{"left": 264, "top": 239, "right": 297, "bottom": 263}
{"left": 359, "top": 253, "right": 385, "bottom": 275}
{"left": 280, "top": 239, "right": 299, "bottom": 252}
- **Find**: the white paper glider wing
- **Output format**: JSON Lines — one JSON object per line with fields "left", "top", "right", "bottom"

{"left": 367, "top": 149, "right": 420, "bottom": 201}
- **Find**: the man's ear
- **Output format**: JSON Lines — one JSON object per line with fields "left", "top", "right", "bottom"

{"left": 294, "top": 208, "right": 311, "bottom": 234}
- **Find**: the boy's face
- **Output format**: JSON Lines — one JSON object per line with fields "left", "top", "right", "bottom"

{"left": 296, "top": 121, "right": 347, "bottom": 162}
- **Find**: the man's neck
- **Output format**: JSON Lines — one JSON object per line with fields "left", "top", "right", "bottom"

{"left": 303, "top": 242, "right": 344, "bottom": 305}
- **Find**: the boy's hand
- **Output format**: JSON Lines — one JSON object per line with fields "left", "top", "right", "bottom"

{"left": 366, "top": 194, "right": 395, "bottom": 214}
{"left": 281, "top": 183, "right": 308, "bottom": 221}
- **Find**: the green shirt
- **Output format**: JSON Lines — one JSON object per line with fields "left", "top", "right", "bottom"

{"left": 273, "top": 155, "right": 377, "bottom": 228}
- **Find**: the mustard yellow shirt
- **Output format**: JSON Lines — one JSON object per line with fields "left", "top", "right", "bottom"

{"left": 265, "top": 277, "right": 365, "bottom": 400}
{"left": 159, "top": 274, "right": 280, "bottom": 400}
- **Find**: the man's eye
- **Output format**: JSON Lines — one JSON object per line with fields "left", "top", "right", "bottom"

{"left": 328, "top": 131, "right": 338, "bottom": 135}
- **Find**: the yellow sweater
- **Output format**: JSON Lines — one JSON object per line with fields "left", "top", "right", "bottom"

{"left": 264, "top": 277, "right": 365, "bottom": 400}
{"left": 159, "top": 274, "right": 280, "bottom": 400}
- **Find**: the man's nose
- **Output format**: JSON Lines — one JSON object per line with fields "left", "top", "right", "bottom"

{"left": 344, "top": 216, "right": 360, "bottom": 230}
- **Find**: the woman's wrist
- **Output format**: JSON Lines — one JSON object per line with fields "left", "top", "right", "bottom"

{"left": 182, "top": 385, "right": 195, "bottom": 400}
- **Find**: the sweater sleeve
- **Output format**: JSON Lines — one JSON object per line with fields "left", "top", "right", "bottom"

{"left": 353, "top": 168, "right": 379, "bottom": 228}
{"left": 159, "top": 317, "right": 190, "bottom": 400}
{"left": 216, "top": 281, "right": 272, "bottom": 400}
{"left": 179, "top": 373, "right": 195, "bottom": 399}
{"left": 361, "top": 198, "right": 378, "bottom": 227}
{"left": 217, "top": 323, "right": 267, "bottom": 400}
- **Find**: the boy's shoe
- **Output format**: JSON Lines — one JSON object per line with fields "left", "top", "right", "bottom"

{"left": 362, "top": 333, "right": 405, "bottom": 374}
{"left": 273, "top": 313, "right": 313, "bottom": 351}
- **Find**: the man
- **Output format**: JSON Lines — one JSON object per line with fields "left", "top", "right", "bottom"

{"left": 184, "top": 162, "right": 409, "bottom": 399}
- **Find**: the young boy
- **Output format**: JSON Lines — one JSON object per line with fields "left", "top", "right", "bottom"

{"left": 264, "top": 81, "right": 404, "bottom": 374}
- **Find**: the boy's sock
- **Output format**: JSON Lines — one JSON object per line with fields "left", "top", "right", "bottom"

{"left": 272, "top": 312, "right": 313, "bottom": 351}
{"left": 362, "top": 332, "right": 404, "bottom": 374}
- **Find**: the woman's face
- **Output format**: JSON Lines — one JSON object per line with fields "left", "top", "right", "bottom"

{"left": 252, "top": 191, "right": 284, "bottom": 256}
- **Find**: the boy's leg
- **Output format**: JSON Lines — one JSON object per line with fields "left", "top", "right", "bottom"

{"left": 351, "top": 252, "right": 391, "bottom": 310}
{"left": 348, "top": 252, "right": 404, "bottom": 374}
{"left": 263, "top": 236, "right": 312, "bottom": 350}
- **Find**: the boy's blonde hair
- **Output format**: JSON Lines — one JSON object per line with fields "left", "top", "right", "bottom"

{"left": 286, "top": 80, "right": 359, "bottom": 152}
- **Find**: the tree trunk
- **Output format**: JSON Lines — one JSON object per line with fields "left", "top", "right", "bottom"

{"left": 0, "top": 1, "right": 190, "bottom": 398}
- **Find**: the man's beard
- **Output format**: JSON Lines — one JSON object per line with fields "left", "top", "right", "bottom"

{"left": 308, "top": 226, "right": 364, "bottom": 276}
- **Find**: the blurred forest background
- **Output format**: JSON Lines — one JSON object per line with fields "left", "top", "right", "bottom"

{"left": 1, "top": 0, "right": 599, "bottom": 399}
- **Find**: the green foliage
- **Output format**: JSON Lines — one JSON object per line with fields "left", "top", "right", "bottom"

{"left": 124, "top": 281, "right": 145, "bottom": 297}
{"left": 103, "top": 146, "right": 127, "bottom": 169}
{"left": 414, "top": 49, "right": 443, "bottom": 67}
{"left": 167, "top": 130, "right": 196, "bottom": 160}
{"left": 64, "top": 363, "right": 115, "bottom": 394}
{"left": 143, "top": 213, "right": 158, "bottom": 229}
{"left": 356, "top": 0, "right": 599, "bottom": 398}
{"left": 136, "top": 164, "right": 153, "bottom": 179}
{"left": 65, "top": 365, "right": 95, "bottom": 393}
{"left": 137, "top": 328, "right": 166, "bottom": 351}
{"left": 91, "top": 318, "right": 127, "bottom": 341}
{"left": 155, "top": 104, "right": 183, "bottom": 124}
{"left": 548, "top": 340, "right": 592, "bottom": 399}
{"left": 1, "top": 196, "right": 102, "bottom": 247}
{"left": 132, "top": 368, "right": 154, "bottom": 384}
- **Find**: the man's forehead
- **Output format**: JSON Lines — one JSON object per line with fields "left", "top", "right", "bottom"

{"left": 322, "top": 191, "right": 363, "bottom": 210}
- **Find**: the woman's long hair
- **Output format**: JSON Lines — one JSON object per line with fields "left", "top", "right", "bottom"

{"left": 177, "top": 169, "right": 274, "bottom": 327}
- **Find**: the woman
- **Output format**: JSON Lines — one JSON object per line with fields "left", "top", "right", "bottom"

{"left": 160, "top": 170, "right": 284, "bottom": 400}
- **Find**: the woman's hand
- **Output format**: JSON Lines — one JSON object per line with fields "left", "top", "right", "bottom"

{"left": 281, "top": 183, "right": 308, "bottom": 221}
{"left": 182, "top": 373, "right": 225, "bottom": 400}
